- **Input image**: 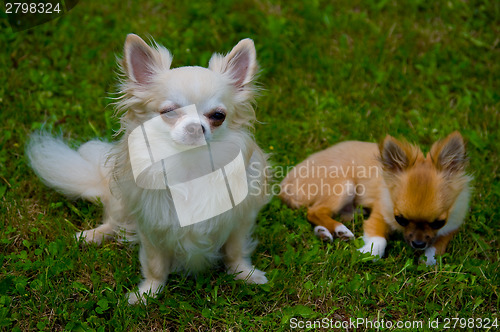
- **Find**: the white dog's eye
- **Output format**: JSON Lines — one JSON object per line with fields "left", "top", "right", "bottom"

{"left": 207, "top": 108, "right": 226, "bottom": 127}
{"left": 160, "top": 105, "right": 180, "bottom": 118}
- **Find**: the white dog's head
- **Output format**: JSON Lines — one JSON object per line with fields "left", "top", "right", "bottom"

{"left": 117, "top": 34, "right": 258, "bottom": 146}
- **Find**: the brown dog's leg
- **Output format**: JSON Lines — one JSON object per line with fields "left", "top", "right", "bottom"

{"left": 362, "top": 208, "right": 389, "bottom": 239}
{"left": 424, "top": 230, "right": 457, "bottom": 265}
{"left": 307, "top": 205, "right": 354, "bottom": 241}
{"left": 358, "top": 206, "right": 389, "bottom": 259}
{"left": 433, "top": 231, "right": 457, "bottom": 255}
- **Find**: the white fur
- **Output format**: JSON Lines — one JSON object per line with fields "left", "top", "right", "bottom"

{"left": 358, "top": 236, "right": 387, "bottom": 259}
{"left": 424, "top": 246, "right": 437, "bottom": 266}
{"left": 25, "top": 134, "right": 113, "bottom": 202}
{"left": 314, "top": 226, "right": 333, "bottom": 242}
{"left": 334, "top": 224, "right": 354, "bottom": 240}
{"left": 438, "top": 182, "right": 471, "bottom": 237}
{"left": 313, "top": 224, "right": 354, "bottom": 242}
{"left": 27, "top": 35, "right": 269, "bottom": 304}
{"left": 75, "top": 224, "right": 114, "bottom": 245}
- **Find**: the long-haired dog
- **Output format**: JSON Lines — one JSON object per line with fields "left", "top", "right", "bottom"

{"left": 280, "top": 132, "right": 471, "bottom": 265}
{"left": 27, "top": 34, "right": 270, "bottom": 304}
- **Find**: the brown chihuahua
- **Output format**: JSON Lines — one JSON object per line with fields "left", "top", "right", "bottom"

{"left": 280, "top": 132, "right": 471, "bottom": 265}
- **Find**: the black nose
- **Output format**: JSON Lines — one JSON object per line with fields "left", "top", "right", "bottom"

{"left": 411, "top": 240, "right": 427, "bottom": 249}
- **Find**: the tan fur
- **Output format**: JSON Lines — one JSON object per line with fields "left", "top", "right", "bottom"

{"left": 280, "top": 132, "right": 471, "bottom": 265}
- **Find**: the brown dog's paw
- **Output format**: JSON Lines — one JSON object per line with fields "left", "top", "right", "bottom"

{"left": 314, "top": 226, "right": 333, "bottom": 242}
{"left": 334, "top": 224, "right": 354, "bottom": 241}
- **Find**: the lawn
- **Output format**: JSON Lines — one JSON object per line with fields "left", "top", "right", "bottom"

{"left": 0, "top": 0, "right": 498, "bottom": 330}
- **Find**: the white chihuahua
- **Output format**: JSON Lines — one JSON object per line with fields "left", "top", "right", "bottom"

{"left": 27, "top": 34, "right": 270, "bottom": 304}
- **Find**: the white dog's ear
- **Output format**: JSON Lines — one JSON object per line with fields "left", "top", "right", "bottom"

{"left": 209, "top": 39, "right": 257, "bottom": 89}
{"left": 124, "top": 34, "right": 172, "bottom": 84}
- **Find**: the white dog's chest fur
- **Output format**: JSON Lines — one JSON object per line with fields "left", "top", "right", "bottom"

{"left": 133, "top": 189, "right": 254, "bottom": 272}
{"left": 113, "top": 143, "right": 266, "bottom": 273}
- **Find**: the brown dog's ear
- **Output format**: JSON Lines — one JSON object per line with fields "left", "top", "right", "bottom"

{"left": 208, "top": 39, "right": 258, "bottom": 89}
{"left": 123, "top": 34, "right": 172, "bottom": 85}
{"left": 430, "top": 131, "right": 467, "bottom": 174}
{"left": 380, "top": 136, "right": 420, "bottom": 172}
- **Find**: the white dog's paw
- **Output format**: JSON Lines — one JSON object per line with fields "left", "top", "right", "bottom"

{"left": 244, "top": 268, "right": 268, "bottom": 284}
{"left": 75, "top": 230, "right": 103, "bottom": 245}
{"left": 127, "top": 291, "right": 143, "bottom": 305}
{"left": 314, "top": 226, "right": 333, "bottom": 242}
{"left": 75, "top": 224, "right": 114, "bottom": 245}
{"left": 358, "top": 236, "right": 387, "bottom": 260}
{"left": 229, "top": 263, "right": 268, "bottom": 284}
{"left": 334, "top": 224, "right": 354, "bottom": 241}
{"left": 423, "top": 247, "right": 437, "bottom": 266}
{"left": 127, "top": 279, "right": 164, "bottom": 305}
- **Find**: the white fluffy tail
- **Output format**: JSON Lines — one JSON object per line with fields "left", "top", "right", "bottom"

{"left": 26, "top": 133, "right": 114, "bottom": 202}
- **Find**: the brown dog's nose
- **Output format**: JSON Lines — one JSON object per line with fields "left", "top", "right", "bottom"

{"left": 411, "top": 240, "right": 427, "bottom": 249}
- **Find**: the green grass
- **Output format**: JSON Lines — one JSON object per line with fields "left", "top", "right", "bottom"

{"left": 1, "top": 0, "right": 498, "bottom": 330}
